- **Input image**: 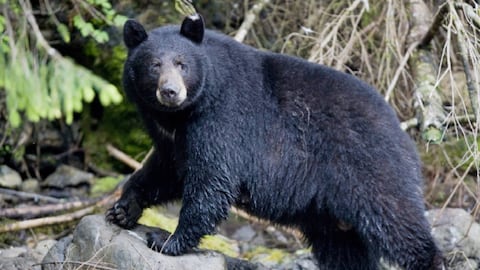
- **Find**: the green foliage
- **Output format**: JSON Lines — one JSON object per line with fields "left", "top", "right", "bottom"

{"left": 0, "top": 47, "right": 122, "bottom": 127}
{"left": 56, "top": 0, "right": 128, "bottom": 44}
{"left": 56, "top": 23, "right": 71, "bottom": 43}
{"left": 175, "top": 0, "right": 197, "bottom": 17}
{"left": 243, "top": 246, "right": 292, "bottom": 263}
{"left": 422, "top": 127, "right": 443, "bottom": 144}
{"left": 0, "top": 15, "right": 8, "bottom": 52}
{"left": 90, "top": 176, "right": 123, "bottom": 196}
{"left": 73, "top": 15, "right": 109, "bottom": 43}
{"left": 0, "top": 0, "right": 125, "bottom": 128}
{"left": 139, "top": 208, "right": 178, "bottom": 233}
{"left": 83, "top": 41, "right": 127, "bottom": 86}
{"left": 200, "top": 235, "right": 239, "bottom": 257}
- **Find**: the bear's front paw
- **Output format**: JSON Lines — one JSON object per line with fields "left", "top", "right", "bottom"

{"left": 105, "top": 200, "right": 141, "bottom": 229}
{"left": 147, "top": 231, "right": 186, "bottom": 256}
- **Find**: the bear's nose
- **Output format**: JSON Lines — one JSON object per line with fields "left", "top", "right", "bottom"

{"left": 160, "top": 84, "right": 179, "bottom": 99}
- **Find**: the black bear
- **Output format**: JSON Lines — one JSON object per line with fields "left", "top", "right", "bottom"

{"left": 106, "top": 14, "right": 443, "bottom": 270}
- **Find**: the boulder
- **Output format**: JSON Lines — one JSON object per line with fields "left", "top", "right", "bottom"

{"left": 42, "top": 215, "right": 236, "bottom": 270}
{"left": 427, "top": 208, "right": 480, "bottom": 270}
{"left": 40, "top": 209, "right": 480, "bottom": 270}
{"left": 0, "top": 165, "right": 22, "bottom": 189}
{"left": 42, "top": 165, "right": 94, "bottom": 189}
{"left": 41, "top": 165, "right": 94, "bottom": 198}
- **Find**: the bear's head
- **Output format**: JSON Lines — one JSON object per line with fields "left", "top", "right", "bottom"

{"left": 123, "top": 14, "right": 207, "bottom": 111}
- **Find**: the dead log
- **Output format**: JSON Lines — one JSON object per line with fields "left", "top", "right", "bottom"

{"left": 407, "top": 0, "right": 446, "bottom": 143}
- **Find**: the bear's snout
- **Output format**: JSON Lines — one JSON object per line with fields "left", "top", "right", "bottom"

{"left": 156, "top": 72, "right": 187, "bottom": 107}
{"left": 160, "top": 83, "right": 180, "bottom": 99}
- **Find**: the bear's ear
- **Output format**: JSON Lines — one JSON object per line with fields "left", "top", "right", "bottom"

{"left": 123, "top": 20, "right": 148, "bottom": 49}
{"left": 180, "top": 14, "right": 204, "bottom": 43}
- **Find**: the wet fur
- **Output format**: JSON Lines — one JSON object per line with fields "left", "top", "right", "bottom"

{"left": 106, "top": 18, "right": 443, "bottom": 270}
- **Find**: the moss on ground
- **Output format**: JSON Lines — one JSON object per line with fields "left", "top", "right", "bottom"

{"left": 138, "top": 208, "right": 240, "bottom": 257}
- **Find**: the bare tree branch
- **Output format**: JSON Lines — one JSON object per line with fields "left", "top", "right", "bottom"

{"left": 455, "top": 2, "right": 480, "bottom": 29}
{"left": 18, "top": 0, "right": 61, "bottom": 59}
{"left": 0, "top": 206, "right": 95, "bottom": 233}
{"left": 106, "top": 143, "right": 143, "bottom": 170}
{"left": 234, "top": 0, "right": 270, "bottom": 43}
{"left": 0, "top": 188, "right": 121, "bottom": 233}
{"left": 0, "top": 198, "right": 97, "bottom": 219}
{"left": 452, "top": 2, "right": 480, "bottom": 121}
{"left": 0, "top": 188, "right": 62, "bottom": 203}
{"left": 385, "top": 41, "right": 419, "bottom": 102}
{"left": 420, "top": 3, "right": 449, "bottom": 47}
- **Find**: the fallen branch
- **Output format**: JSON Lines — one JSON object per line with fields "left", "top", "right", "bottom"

{"left": 0, "top": 198, "right": 97, "bottom": 219}
{"left": 400, "top": 117, "right": 419, "bottom": 131}
{"left": 455, "top": 2, "right": 480, "bottom": 29}
{"left": 0, "top": 185, "right": 122, "bottom": 233}
{"left": 0, "top": 187, "right": 62, "bottom": 203}
{"left": 0, "top": 206, "right": 95, "bottom": 233}
{"left": 234, "top": 0, "right": 270, "bottom": 43}
{"left": 408, "top": 0, "right": 445, "bottom": 143}
{"left": 452, "top": 2, "right": 479, "bottom": 121}
{"left": 420, "top": 3, "right": 448, "bottom": 47}
{"left": 106, "top": 143, "right": 142, "bottom": 170}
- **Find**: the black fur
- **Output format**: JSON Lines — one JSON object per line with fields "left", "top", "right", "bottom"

{"left": 180, "top": 14, "right": 205, "bottom": 44}
{"left": 123, "top": 20, "right": 148, "bottom": 49}
{"left": 106, "top": 15, "right": 443, "bottom": 270}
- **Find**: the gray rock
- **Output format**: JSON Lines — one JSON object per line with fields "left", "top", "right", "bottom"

{"left": 38, "top": 208, "right": 480, "bottom": 270}
{"left": 232, "top": 225, "right": 257, "bottom": 242}
{"left": 0, "top": 246, "right": 28, "bottom": 258}
{"left": 427, "top": 208, "right": 480, "bottom": 269}
{"left": 42, "top": 215, "right": 228, "bottom": 270}
{"left": 0, "top": 255, "right": 39, "bottom": 270}
{"left": 0, "top": 165, "right": 22, "bottom": 189}
{"left": 21, "top": 178, "right": 40, "bottom": 193}
{"left": 277, "top": 254, "right": 318, "bottom": 270}
{"left": 0, "top": 246, "right": 41, "bottom": 270}
{"left": 32, "top": 240, "right": 58, "bottom": 262}
{"left": 42, "top": 165, "right": 93, "bottom": 188}
{"left": 41, "top": 236, "right": 72, "bottom": 268}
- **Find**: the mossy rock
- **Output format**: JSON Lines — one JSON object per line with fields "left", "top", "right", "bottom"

{"left": 90, "top": 176, "right": 123, "bottom": 196}
{"left": 138, "top": 208, "right": 240, "bottom": 257}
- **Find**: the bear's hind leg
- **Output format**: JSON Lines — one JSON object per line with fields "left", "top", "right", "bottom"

{"left": 372, "top": 222, "right": 442, "bottom": 270}
{"left": 307, "top": 222, "right": 378, "bottom": 270}
{"left": 358, "top": 203, "right": 443, "bottom": 270}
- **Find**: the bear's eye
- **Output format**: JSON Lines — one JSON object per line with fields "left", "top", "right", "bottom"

{"left": 151, "top": 61, "right": 162, "bottom": 71}
{"left": 174, "top": 60, "right": 187, "bottom": 71}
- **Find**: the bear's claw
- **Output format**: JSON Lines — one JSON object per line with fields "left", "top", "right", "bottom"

{"left": 147, "top": 231, "right": 185, "bottom": 256}
{"left": 105, "top": 202, "right": 138, "bottom": 229}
